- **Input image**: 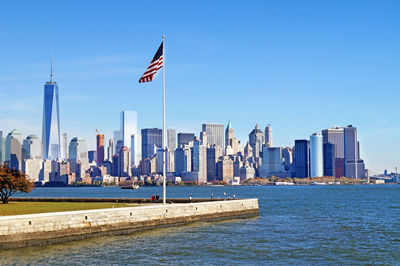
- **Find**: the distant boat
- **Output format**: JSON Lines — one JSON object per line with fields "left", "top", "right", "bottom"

{"left": 121, "top": 183, "right": 140, "bottom": 189}
{"left": 312, "top": 182, "right": 326, "bottom": 185}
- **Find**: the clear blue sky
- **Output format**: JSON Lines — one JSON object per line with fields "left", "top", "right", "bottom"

{"left": 0, "top": 0, "right": 399, "bottom": 174}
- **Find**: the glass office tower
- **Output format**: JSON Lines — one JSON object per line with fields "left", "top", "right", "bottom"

{"left": 42, "top": 72, "right": 61, "bottom": 160}
{"left": 310, "top": 133, "right": 323, "bottom": 177}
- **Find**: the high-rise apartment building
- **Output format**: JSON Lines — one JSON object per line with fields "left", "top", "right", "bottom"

{"left": 294, "top": 139, "right": 310, "bottom": 178}
{"left": 202, "top": 123, "right": 224, "bottom": 149}
{"left": 96, "top": 133, "right": 105, "bottom": 164}
{"left": 42, "top": 61, "right": 61, "bottom": 160}
{"left": 167, "top": 129, "right": 176, "bottom": 150}
{"left": 141, "top": 128, "right": 162, "bottom": 160}
{"left": 177, "top": 133, "right": 195, "bottom": 148}
{"left": 310, "top": 133, "right": 323, "bottom": 177}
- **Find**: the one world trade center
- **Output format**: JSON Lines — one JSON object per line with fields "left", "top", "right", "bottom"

{"left": 42, "top": 58, "right": 61, "bottom": 159}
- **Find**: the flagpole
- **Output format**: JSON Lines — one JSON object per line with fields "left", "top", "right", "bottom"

{"left": 162, "top": 35, "right": 166, "bottom": 205}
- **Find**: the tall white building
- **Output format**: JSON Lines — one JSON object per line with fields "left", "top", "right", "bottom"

{"left": 265, "top": 124, "right": 273, "bottom": 147}
{"left": 60, "top": 132, "right": 68, "bottom": 159}
{"left": 192, "top": 138, "right": 207, "bottom": 183}
{"left": 167, "top": 129, "right": 176, "bottom": 150}
{"left": 310, "top": 133, "right": 323, "bottom": 177}
{"left": 131, "top": 134, "right": 142, "bottom": 167}
{"left": 108, "top": 138, "right": 114, "bottom": 161}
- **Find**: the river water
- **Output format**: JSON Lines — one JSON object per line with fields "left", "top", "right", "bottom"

{"left": 1, "top": 185, "right": 399, "bottom": 265}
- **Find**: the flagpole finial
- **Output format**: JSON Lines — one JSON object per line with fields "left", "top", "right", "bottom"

{"left": 162, "top": 35, "right": 165, "bottom": 39}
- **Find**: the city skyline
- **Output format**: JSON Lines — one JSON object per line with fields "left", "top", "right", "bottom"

{"left": 0, "top": 1, "right": 399, "bottom": 173}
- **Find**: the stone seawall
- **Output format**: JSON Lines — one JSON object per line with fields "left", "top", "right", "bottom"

{"left": 0, "top": 199, "right": 258, "bottom": 249}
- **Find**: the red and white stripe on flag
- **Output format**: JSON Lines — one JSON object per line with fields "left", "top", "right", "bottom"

{"left": 139, "top": 42, "right": 164, "bottom": 83}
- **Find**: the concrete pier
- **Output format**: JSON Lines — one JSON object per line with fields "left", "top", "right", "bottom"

{"left": 0, "top": 199, "right": 258, "bottom": 249}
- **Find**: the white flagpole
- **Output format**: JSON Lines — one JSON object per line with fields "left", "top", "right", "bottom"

{"left": 162, "top": 36, "right": 166, "bottom": 205}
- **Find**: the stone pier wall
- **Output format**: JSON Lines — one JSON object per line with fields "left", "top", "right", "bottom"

{"left": 0, "top": 199, "right": 258, "bottom": 249}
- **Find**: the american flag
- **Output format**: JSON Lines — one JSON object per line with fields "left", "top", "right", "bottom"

{"left": 139, "top": 42, "right": 164, "bottom": 83}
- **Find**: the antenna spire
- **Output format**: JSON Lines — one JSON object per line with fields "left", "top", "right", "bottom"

{"left": 50, "top": 56, "right": 53, "bottom": 82}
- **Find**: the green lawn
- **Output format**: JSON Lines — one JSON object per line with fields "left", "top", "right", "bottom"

{"left": 0, "top": 202, "right": 138, "bottom": 216}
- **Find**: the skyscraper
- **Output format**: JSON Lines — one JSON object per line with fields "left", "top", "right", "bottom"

{"left": 322, "top": 127, "right": 344, "bottom": 159}
{"left": 42, "top": 59, "right": 61, "bottom": 160}
{"left": 249, "top": 124, "right": 265, "bottom": 158}
{"left": 310, "top": 133, "right": 323, "bottom": 177}
{"left": 6, "top": 130, "right": 24, "bottom": 170}
{"left": 120, "top": 110, "right": 138, "bottom": 151}
{"left": 141, "top": 128, "right": 162, "bottom": 159}
{"left": 96, "top": 133, "right": 105, "bottom": 164}
{"left": 69, "top": 138, "right": 89, "bottom": 178}
{"left": 177, "top": 133, "right": 195, "bottom": 148}
{"left": 294, "top": 139, "right": 310, "bottom": 178}
{"left": 68, "top": 138, "right": 88, "bottom": 162}
{"left": 131, "top": 134, "right": 142, "bottom": 167}
{"left": 202, "top": 123, "right": 225, "bottom": 149}
{"left": 344, "top": 125, "right": 365, "bottom": 179}
{"left": 118, "top": 146, "right": 131, "bottom": 177}
{"left": 323, "top": 143, "right": 335, "bottom": 177}
{"left": 265, "top": 124, "right": 273, "bottom": 147}
{"left": 191, "top": 138, "right": 207, "bottom": 183}
{"left": 0, "top": 131, "right": 5, "bottom": 164}
{"left": 167, "top": 129, "right": 176, "bottom": 150}
{"left": 282, "top": 147, "right": 293, "bottom": 172}
{"left": 206, "top": 146, "right": 223, "bottom": 181}
{"left": 61, "top": 133, "right": 68, "bottom": 159}
{"left": 22, "top": 135, "right": 42, "bottom": 160}
{"left": 225, "top": 120, "right": 234, "bottom": 148}
{"left": 174, "top": 145, "right": 191, "bottom": 175}
{"left": 259, "top": 146, "right": 285, "bottom": 178}
{"left": 108, "top": 138, "right": 114, "bottom": 161}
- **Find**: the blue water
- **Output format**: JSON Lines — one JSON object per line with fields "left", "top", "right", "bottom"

{"left": 1, "top": 185, "right": 400, "bottom": 265}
